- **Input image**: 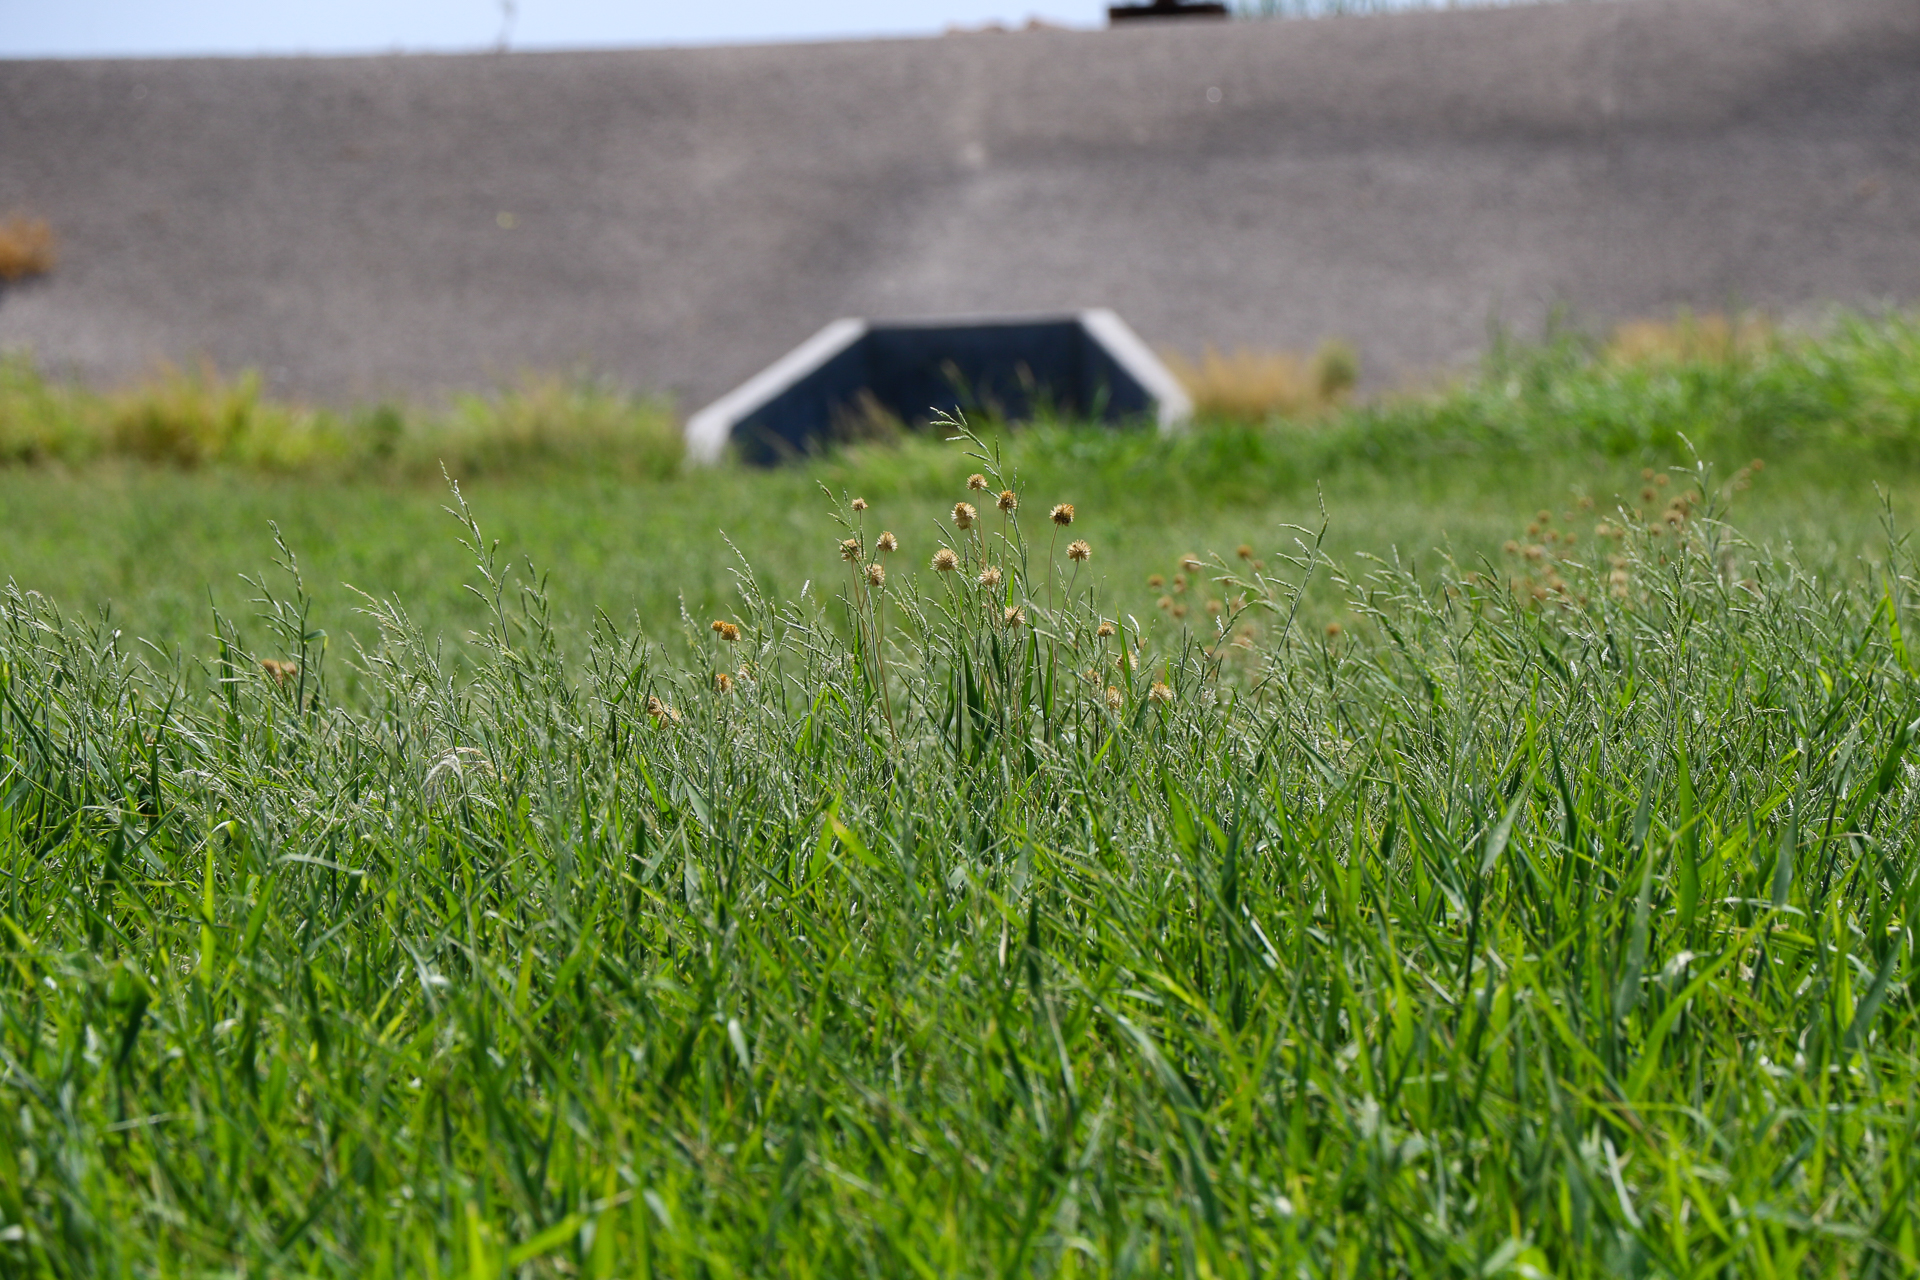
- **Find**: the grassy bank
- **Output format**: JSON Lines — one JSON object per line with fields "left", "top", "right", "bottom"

{"left": 3, "top": 310, "right": 1920, "bottom": 668}
{"left": 3, "top": 438, "right": 1918, "bottom": 1274}
{"left": 3, "top": 314, "right": 1920, "bottom": 1273}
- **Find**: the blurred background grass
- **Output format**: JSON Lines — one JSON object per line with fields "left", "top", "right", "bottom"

{"left": 3, "top": 308, "right": 1917, "bottom": 679}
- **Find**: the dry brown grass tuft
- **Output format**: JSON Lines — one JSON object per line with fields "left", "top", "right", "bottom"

{"left": 1163, "top": 340, "right": 1358, "bottom": 422}
{"left": 1605, "top": 310, "right": 1776, "bottom": 366}
{"left": 0, "top": 213, "right": 57, "bottom": 282}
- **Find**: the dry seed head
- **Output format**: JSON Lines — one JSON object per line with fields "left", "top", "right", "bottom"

{"left": 1067, "top": 539, "right": 1091, "bottom": 563}
{"left": 978, "top": 565, "right": 1003, "bottom": 588}
{"left": 967, "top": 473, "right": 989, "bottom": 491}
{"left": 714, "top": 671, "right": 735, "bottom": 694}
{"left": 1526, "top": 523, "right": 1540, "bottom": 537}
{"left": 1180, "top": 554, "right": 1202, "bottom": 572}
{"left": 1523, "top": 545, "right": 1544, "bottom": 561}
{"left": 1002, "top": 605, "right": 1025, "bottom": 629}
{"left": 1654, "top": 474, "right": 1669, "bottom": 488}
{"left": 850, "top": 497, "right": 868, "bottom": 512}
{"left": 839, "top": 537, "right": 862, "bottom": 562}
{"left": 646, "top": 695, "right": 681, "bottom": 726}
{"left": 1750, "top": 458, "right": 1765, "bottom": 471}
{"left": 1236, "top": 543, "right": 1253, "bottom": 560}
{"left": 932, "top": 547, "right": 960, "bottom": 572}
{"left": 1205, "top": 599, "right": 1222, "bottom": 615}
{"left": 1148, "top": 574, "right": 1164, "bottom": 588}
{"left": 1156, "top": 595, "right": 1173, "bottom": 612}
{"left": 1148, "top": 681, "right": 1173, "bottom": 706}
{"left": 1578, "top": 495, "right": 1595, "bottom": 509}
{"left": 1325, "top": 622, "right": 1342, "bottom": 638}
{"left": 997, "top": 489, "right": 1017, "bottom": 513}
{"left": 1105, "top": 686, "right": 1124, "bottom": 713}
{"left": 953, "top": 502, "right": 977, "bottom": 530}
{"left": 1642, "top": 467, "right": 1655, "bottom": 480}
{"left": 1049, "top": 503, "right": 1074, "bottom": 527}
{"left": 877, "top": 531, "right": 898, "bottom": 553}
{"left": 1503, "top": 540, "right": 1519, "bottom": 555}
{"left": 866, "top": 562, "right": 886, "bottom": 588}
{"left": 260, "top": 658, "right": 298, "bottom": 687}
{"left": 1171, "top": 602, "right": 1188, "bottom": 619}
{"left": 710, "top": 619, "right": 741, "bottom": 643}
{"left": 1096, "top": 620, "right": 1115, "bottom": 638}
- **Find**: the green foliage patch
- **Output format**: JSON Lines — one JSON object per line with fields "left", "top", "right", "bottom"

{"left": 2, "top": 426, "right": 1918, "bottom": 1274}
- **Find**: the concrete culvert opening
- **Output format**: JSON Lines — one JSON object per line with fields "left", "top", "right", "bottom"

{"left": 685, "top": 310, "right": 1191, "bottom": 465}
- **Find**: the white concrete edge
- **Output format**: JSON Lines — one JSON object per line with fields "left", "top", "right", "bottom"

{"left": 683, "top": 317, "right": 869, "bottom": 464}
{"left": 1077, "top": 308, "right": 1193, "bottom": 433}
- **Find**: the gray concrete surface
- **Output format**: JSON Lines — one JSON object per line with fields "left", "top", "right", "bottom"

{"left": 0, "top": 0, "right": 1916, "bottom": 413}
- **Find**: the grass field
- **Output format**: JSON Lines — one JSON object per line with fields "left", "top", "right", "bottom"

{"left": 4, "top": 314, "right": 1920, "bottom": 1275}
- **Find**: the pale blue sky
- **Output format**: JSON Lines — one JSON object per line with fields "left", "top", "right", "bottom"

{"left": 0, "top": 0, "right": 1119, "bottom": 58}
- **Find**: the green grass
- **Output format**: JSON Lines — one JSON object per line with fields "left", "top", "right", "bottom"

{"left": 4, "top": 317, "right": 1920, "bottom": 1275}
{"left": 3, "top": 309, "right": 1919, "bottom": 671}
{"left": 0, "top": 360, "right": 682, "bottom": 479}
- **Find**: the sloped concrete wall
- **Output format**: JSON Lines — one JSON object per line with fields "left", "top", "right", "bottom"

{"left": 0, "top": 0, "right": 1915, "bottom": 411}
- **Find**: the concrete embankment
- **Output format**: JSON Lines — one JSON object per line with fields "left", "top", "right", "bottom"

{"left": 0, "top": 0, "right": 1915, "bottom": 410}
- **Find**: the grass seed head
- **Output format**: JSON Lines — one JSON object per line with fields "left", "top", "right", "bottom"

{"left": 932, "top": 547, "right": 959, "bottom": 573}
{"left": 1049, "top": 503, "right": 1074, "bottom": 527}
